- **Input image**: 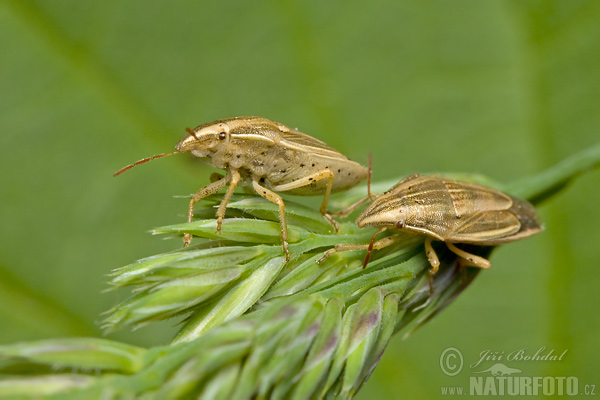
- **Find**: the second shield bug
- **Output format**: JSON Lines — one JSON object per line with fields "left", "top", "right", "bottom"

{"left": 319, "top": 174, "right": 542, "bottom": 290}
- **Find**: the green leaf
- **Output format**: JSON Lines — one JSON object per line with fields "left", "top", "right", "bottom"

{"left": 291, "top": 297, "right": 343, "bottom": 399}
{"left": 109, "top": 245, "right": 265, "bottom": 287}
{"left": 173, "top": 256, "right": 287, "bottom": 342}
{"left": 153, "top": 218, "right": 309, "bottom": 245}
{"left": 0, "top": 338, "right": 146, "bottom": 374}
{"left": 103, "top": 266, "right": 245, "bottom": 332}
{"left": 0, "top": 375, "right": 94, "bottom": 398}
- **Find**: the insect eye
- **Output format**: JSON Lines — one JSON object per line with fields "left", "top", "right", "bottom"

{"left": 396, "top": 220, "right": 404, "bottom": 229}
{"left": 219, "top": 132, "right": 227, "bottom": 140}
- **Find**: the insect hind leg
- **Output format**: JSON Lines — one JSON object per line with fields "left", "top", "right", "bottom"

{"left": 271, "top": 169, "right": 338, "bottom": 232}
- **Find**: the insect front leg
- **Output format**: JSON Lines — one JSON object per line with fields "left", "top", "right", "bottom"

{"left": 215, "top": 170, "right": 241, "bottom": 233}
{"left": 424, "top": 237, "right": 441, "bottom": 295}
{"left": 316, "top": 233, "right": 403, "bottom": 265}
{"left": 424, "top": 237, "right": 441, "bottom": 273}
{"left": 271, "top": 169, "right": 338, "bottom": 232}
{"left": 424, "top": 239, "right": 491, "bottom": 295}
{"left": 331, "top": 193, "right": 381, "bottom": 218}
{"left": 252, "top": 180, "right": 291, "bottom": 262}
{"left": 183, "top": 175, "right": 229, "bottom": 247}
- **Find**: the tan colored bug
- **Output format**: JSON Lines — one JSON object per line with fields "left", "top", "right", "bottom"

{"left": 319, "top": 174, "right": 542, "bottom": 285}
{"left": 114, "top": 116, "right": 369, "bottom": 261}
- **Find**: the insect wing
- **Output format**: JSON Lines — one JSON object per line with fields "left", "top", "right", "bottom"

{"left": 449, "top": 210, "right": 521, "bottom": 243}
{"left": 384, "top": 173, "right": 424, "bottom": 194}
{"left": 442, "top": 179, "right": 513, "bottom": 215}
{"left": 280, "top": 130, "right": 346, "bottom": 159}
{"left": 488, "top": 196, "right": 543, "bottom": 243}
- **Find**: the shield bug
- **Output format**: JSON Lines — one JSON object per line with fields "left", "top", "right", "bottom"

{"left": 319, "top": 174, "right": 542, "bottom": 289}
{"left": 114, "top": 116, "right": 369, "bottom": 261}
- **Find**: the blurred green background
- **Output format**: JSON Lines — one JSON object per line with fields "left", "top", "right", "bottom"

{"left": 1, "top": 1, "right": 599, "bottom": 398}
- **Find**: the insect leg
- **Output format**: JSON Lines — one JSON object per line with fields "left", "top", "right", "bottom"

{"left": 183, "top": 175, "right": 229, "bottom": 247}
{"left": 424, "top": 237, "right": 440, "bottom": 273}
{"left": 271, "top": 169, "right": 338, "bottom": 232}
{"left": 331, "top": 193, "right": 380, "bottom": 218}
{"left": 424, "top": 237, "right": 441, "bottom": 295}
{"left": 367, "top": 152, "right": 374, "bottom": 200}
{"left": 317, "top": 232, "right": 403, "bottom": 265}
{"left": 215, "top": 170, "right": 241, "bottom": 233}
{"left": 446, "top": 242, "right": 491, "bottom": 269}
{"left": 252, "top": 180, "right": 291, "bottom": 262}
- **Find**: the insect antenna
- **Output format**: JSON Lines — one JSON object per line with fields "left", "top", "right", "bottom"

{"left": 113, "top": 151, "right": 180, "bottom": 177}
{"left": 367, "top": 152, "right": 373, "bottom": 200}
{"left": 362, "top": 227, "right": 386, "bottom": 268}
